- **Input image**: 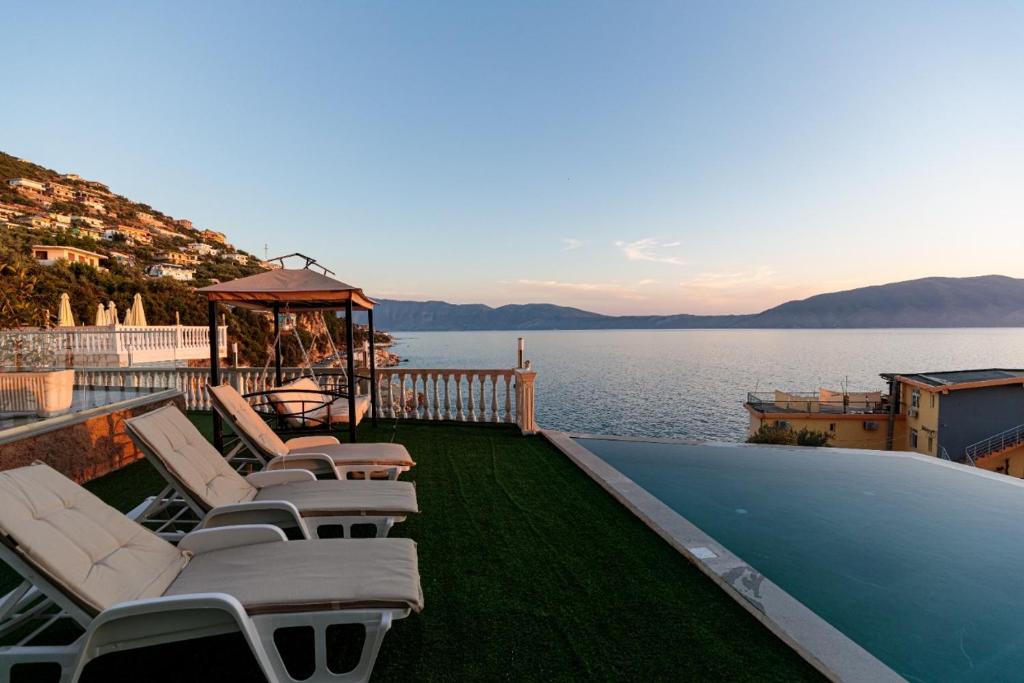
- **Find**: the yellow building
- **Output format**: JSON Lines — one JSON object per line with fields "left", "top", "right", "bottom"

{"left": 745, "top": 388, "right": 903, "bottom": 450}
{"left": 746, "top": 370, "right": 1024, "bottom": 478}
{"left": 882, "top": 370, "right": 1024, "bottom": 477}
{"left": 32, "top": 245, "right": 104, "bottom": 268}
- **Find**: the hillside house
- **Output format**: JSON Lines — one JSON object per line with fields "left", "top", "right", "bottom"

{"left": 59, "top": 173, "right": 81, "bottom": 181}
{"left": 160, "top": 250, "right": 198, "bottom": 266}
{"left": 45, "top": 183, "right": 76, "bottom": 201}
{"left": 48, "top": 213, "right": 72, "bottom": 227}
{"left": 135, "top": 211, "right": 164, "bottom": 227}
{"left": 16, "top": 215, "right": 53, "bottom": 230}
{"left": 73, "top": 225, "right": 105, "bottom": 241}
{"left": 200, "top": 229, "right": 227, "bottom": 244}
{"left": 6, "top": 178, "right": 46, "bottom": 193}
{"left": 0, "top": 204, "right": 27, "bottom": 221}
{"left": 33, "top": 244, "right": 104, "bottom": 268}
{"left": 103, "top": 226, "right": 151, "bottom": 245}
{"left": 77, "top": 194, "right": 106, "bottom": 214}
{"left": 72, "top": 215, "right": 105, "bottom": 229}
{"left": 224, "top": 252, "right": 251, "bottom": 263}
{"left": 185, "top": 242, "right": 219, "bottom": 256}
{"left": 147, "top": 263, "right": 194, "bottom": 281}
{"left": 108, "top": 251, "right": 134, "bottom": 266}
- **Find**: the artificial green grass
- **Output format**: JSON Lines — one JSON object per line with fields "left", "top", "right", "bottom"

{"left": 6, "top": 415, "right": 823, "bottom": 682}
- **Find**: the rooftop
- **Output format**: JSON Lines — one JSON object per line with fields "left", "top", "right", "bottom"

{"left": 882, "top": 368, "right": 1024, "bottom": 389}
{"left": 0, "top": 416, "right": 819, "bottom": 681}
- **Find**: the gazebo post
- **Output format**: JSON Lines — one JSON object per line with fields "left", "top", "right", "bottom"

{"left": 368, "top": 308, "right": 378, "bottom": 426}
{"left": 272, "top": 303, "right": 282, "bottom": 387}
{"left": 345, "top": 298, "right": 358, "bottom": 443}
{"left": 208, "top": 299, "right": 223, "bottom": 451}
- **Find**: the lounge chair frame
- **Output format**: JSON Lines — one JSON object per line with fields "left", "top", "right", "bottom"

{"left": 0, "top": 524, "right": 409, "bottom": 683}
{"left": 126, "top": 424, "right": 405, "bottom": 540}
{"left": 209, "top": 386, "right": 409, "bottom": 482}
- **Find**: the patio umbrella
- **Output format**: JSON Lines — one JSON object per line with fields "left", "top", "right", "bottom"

{"left": 94, "top": 303, "right": 107, "bottom": 326}
{"left": 57, "top": 293, "right": 75, "bottom": 327}
{"left": 106, "top": 301, "right": 118, "bottom": 327}
{"left": 130, "top": 293, "right": 147, "bottom": 326}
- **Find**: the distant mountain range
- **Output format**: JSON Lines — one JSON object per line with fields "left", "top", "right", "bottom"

{"left": 374, "top": 275, "right": 1024, "bottom": 330}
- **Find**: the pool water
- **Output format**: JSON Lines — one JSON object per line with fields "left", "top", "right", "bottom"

{"left": 578, "top": 438, "right": 1024, "bottom": 683}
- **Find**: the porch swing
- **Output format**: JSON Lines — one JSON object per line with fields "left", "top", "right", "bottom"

{"left": 199, "top": 254, "right": 379, "bottom": 451}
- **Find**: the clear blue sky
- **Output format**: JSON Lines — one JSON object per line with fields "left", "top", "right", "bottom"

{"left": 5, "top": 1, "right": 1022, "bottom": 314}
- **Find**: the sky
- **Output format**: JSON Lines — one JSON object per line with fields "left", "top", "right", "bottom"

{"left": 4, "top": 1, "right": 1023, "bottom": 315}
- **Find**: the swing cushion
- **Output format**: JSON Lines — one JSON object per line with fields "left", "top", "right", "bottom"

{"left": 269, "top": 377, "right": 371, "bottom": 427}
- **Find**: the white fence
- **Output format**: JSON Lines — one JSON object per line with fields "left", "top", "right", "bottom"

{"left": 73, "top": 365, "right": 539, "bottom": 433}
{"left": 1, "top": 326, "right": 228, "bottom": 367}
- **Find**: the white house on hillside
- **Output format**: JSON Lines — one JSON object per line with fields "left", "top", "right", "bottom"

{"left": 147, "top": 263, "right": 194, "bottom": 281}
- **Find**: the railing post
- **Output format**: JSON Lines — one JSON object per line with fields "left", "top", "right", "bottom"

{"left": 514, "top": 367, "right": 538, "bottom": 434}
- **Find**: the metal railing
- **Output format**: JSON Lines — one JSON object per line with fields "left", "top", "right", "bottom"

{"left": 72, "top": 365, "right": 539, "bottom": 432}
{"left": 745, "top": 392, "right": 888, "bottom": 415}
{"left": 964, "top": 423, "right": 1024, "bottom": 462}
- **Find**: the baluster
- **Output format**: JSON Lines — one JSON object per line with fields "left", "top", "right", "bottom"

{"left": 454, "top": 373, "right": 464, "bottom": 421}
{"left": 399, "top": 373, "right": 409, "bottom": 419}
{"left": 421, "top": 373, "right": 430, "bottom": 419}
{"left": 466, "top": 373, "right": 476, "bottom": 422}
{"left": 478, "top": 374, "right": 486, "bottom": 419}
{"left": 504, "top": 374, "right": 513, "bottom": 423}
{"left": 440, "top": 373, "right": 450, "bottom": 420}
{"left": 490, "top": 373, "right": 499, "bottom": 423}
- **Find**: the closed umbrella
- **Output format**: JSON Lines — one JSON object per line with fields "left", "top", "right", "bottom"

{"left": 94, "top": 303, "right": 107, "bottom": 326}
{"left": 106, "top": 301, "right": 118, "bottom": 327}
{"left": 130, "top": 293, "right": 147, "bottom": 326}
{"left": 57, "top": 293, "right": 75, "bottom": 327}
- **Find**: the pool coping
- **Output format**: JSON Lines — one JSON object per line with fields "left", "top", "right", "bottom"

{"left": 0, "top": 388, "right": 181, "bottom": 446}
{"left": 542, "top": 429, "right": 905, "bottom": 683}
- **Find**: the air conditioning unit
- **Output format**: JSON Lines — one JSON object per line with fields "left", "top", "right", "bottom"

{"left": 863, "top": 421, "right": 880, "bottom": 431}
{"left": 908, "top": 407, "right": 919, "bottom": 418}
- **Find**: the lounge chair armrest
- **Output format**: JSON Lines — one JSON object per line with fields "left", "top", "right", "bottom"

{"left": 198, "top": 501, "right": 309, "bottom": 539}
{"left": 265, "top": 452, "right": 341, "bottom": 479}
{"left": 179, "top": 524, "right": 288, "bottom": 555}
{"left": 72, "top": 593, "right": 266, "bottom": 679}
{"left": 246, "top": 468, "right": 318, "bottom": 487}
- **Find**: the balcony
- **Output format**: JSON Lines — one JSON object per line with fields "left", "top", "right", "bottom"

{"left": 0, "top": 325, "right": 228, "bottom": 368}
{"left": 746, "top": 389, "right": 890, "bottom": 415}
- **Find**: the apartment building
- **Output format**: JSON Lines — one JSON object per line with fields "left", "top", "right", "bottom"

{"left": 33, "top": 245, "right": 104, "bottom": 268}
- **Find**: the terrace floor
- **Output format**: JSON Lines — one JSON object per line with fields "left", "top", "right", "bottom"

{"left": 3, "top": 416, "right": 822, "bottom": 682}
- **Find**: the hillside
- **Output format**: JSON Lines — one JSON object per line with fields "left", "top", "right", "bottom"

{"left": 373, "top": 276, "right": 1024, "bottom": 330}
{"left": 0, "top": 151, "right": 356, "bottom": 366}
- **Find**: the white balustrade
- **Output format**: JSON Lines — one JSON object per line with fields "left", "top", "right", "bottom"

{"left": 0, "top": 326, "right": 227, "bottom": 367}
{"left": 70, "top": 365, "right": 537, "bottom": 431}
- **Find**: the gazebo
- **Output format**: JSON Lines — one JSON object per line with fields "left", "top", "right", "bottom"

{"left": 198, "top": 257, "right": 379, "bottom": 450}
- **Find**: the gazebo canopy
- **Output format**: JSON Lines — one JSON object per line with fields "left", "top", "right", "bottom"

{"left": 198, "top": 268, "right": 374, "bottom": 311}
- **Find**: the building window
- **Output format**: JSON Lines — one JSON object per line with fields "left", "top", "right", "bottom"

{"left": 910, "top": 429, "right": 919, "bottom": 448}
{"left": 930, "top": 394, "right": 936, "bottom": 408}
{"left": 828, "top": 423, "right": 836, "bottom": 432}
{"left": 34, "top": 250, "right": 47, "bottom": 259}
{"left": 927, "top": 435, "right": 934, "bottom": 452}
{"left": 911, "top": 389, "right": 920, "bottom": 408}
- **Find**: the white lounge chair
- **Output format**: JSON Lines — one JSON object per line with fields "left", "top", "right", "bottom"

{"left": 0, "top": 462, "right": 423, "bottom": 683}
{"left": 209, "top": 383, "right": 414, "bottom": 480}
{"left": 125, "top": 405, "right": 418, "bottom": 539}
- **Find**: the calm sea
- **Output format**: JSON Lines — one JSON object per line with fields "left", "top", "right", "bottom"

{"left": 390, "top": 329, "right": 1024, "bottom": 441}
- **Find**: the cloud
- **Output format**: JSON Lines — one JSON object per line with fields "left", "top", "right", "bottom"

{"left": 679, "top": 267, "right": 780, "bottom": 290}
{"left": 515, "top": 278, "right": 657, "bottom": 294}
{"left": 560, "top": 238, "right": 585, "bottom": 251}
{"left": 614, "top": 238, "right": 686, "bottom": 265}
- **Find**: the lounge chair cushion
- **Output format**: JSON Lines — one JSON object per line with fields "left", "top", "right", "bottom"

{"left": 0, "top": 464, "right": 185, "bottom": 615}
{"left": 127, "top": 406, "right": 257, "bottom": 511}
{"left": 255, "top": 480, "right": 419, "bottom": 517}
{"left": 269, "top": 377, "right": 371, "bottom": 427}
{"left": 208, "top": 383, "right": 290, "bottom": 457}
{"left": 165, "top": 538, "right": 423, "bottom": 614}
{"left": 287, "top": 441, "right": 416, "bottom": 467}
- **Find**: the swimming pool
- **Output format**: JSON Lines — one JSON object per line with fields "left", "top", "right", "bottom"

{"left": 553, "top": 434, "right": 1024, "bottom": 683}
